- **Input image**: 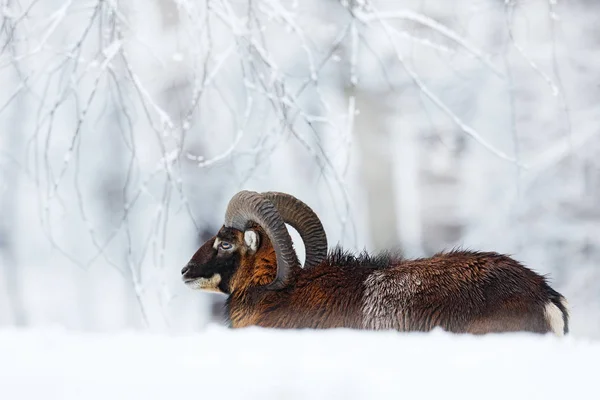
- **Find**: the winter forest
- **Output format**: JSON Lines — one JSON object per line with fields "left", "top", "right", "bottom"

{"left": 1, "top": 0, "right": 599, "bottom": 397}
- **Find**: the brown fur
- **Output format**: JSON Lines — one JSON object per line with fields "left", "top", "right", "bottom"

{"left": 184, "top": 226, "right": 568, "bottom": 334}
{"left": 360, "top": 251, "right": 554, "bottom": 333}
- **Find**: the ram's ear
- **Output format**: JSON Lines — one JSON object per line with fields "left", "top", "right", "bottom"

{"left": 244, "top": 230, "right": 259, "bottom": 253}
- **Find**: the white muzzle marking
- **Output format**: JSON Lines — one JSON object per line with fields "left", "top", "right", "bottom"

{"left": 185, "top": 274, "right": 222, "bottom": 293}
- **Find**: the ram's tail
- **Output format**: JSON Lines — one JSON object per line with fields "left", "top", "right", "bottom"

{"left": 545, "top": 288, "right": 569, "bottom": 336}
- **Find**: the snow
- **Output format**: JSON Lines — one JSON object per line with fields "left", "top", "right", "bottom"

{"left": 1, "top": 327, "right": 598, "bottom": 400}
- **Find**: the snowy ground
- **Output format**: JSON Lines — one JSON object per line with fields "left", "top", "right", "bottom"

{"left": 1, "top": 326, "right": 598, "bottom": 400}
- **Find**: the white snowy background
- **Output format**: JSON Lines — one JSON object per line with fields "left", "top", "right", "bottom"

{"left": 0, "top": 0, "right": 599, "bottom": 398}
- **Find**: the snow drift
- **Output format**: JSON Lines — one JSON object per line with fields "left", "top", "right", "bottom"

{"left": 1, "top": 326, "right": 598, "bottom": 400}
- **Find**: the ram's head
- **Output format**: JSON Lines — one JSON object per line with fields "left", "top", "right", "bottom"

{"left": 181, "top": 191, "right": 327, "bottom": 294}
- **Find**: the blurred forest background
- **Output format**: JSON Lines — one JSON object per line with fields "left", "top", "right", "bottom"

{"left": 0, "top": 0, "right": 598, "bottom": 337}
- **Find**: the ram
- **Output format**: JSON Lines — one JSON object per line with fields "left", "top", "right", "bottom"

{"left": 181, "top": 191, "right": 569, "bottom": 335}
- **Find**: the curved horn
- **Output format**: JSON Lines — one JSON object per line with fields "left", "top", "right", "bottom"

{"left": 261, "top": 192, "right": 327, "bottom": 269}
{"left": 224, "top": 190, "right": 298, "bottom": 290}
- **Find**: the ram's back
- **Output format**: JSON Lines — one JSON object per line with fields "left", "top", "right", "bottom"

{"left": 361, "top": 250, "right": 567, "bottom": 334}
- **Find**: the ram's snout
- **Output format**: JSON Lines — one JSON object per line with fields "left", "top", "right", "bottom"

{"left": 182, "top": 262, "right": 222, "bottom": 291}
{"left": 181, "top": 236, "right": 223, "bottom": 292}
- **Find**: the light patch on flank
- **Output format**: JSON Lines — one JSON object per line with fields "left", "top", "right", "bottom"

{"left": 186, "top": 274, "right": 222, "bottom": 293}
{"left": 545, "top": 301, "right": 565, "bottom": 336}
{"left": 361, "top": 270, "right": 417, "bottom": 330}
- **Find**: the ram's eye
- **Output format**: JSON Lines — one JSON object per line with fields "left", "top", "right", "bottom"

{"left": 219, "top": 242, "right": 232, "bottom": 250}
